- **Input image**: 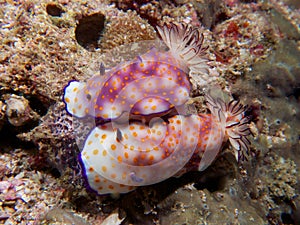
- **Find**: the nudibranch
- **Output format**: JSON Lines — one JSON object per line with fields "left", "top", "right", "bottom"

{"left": 63, "top": 23, "right": 208, "bottom": 121}
{"left": 62, "top": 22, "right": 252, "bottom": 195}
{"left": 79, "top": 94, "right": 251, "bottom": 195}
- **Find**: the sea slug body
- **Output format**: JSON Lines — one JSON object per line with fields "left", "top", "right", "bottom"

{"left": 62, "top": 22, "right": 252, "bottom": 195}
{"left": 63, "top": 23, "right": 208, "bottom": 121}
{"left": 79, "top": 94, "right": 251, "bottom": 195}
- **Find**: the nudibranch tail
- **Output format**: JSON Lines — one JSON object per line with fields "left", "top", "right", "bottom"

{"left": 157, "top": 22, "right": 209, "bottom": 74}
{"left": 205, "top": 94, "right": 252, "bottom": 161}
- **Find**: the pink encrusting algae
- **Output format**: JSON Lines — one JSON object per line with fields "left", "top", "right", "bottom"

{"left": 63, "top": 23, "right": 252, "bottom": 195}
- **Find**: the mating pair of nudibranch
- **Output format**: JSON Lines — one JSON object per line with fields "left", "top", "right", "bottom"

{"left": 63, "top": 23, "right": 251, "bottom": 194}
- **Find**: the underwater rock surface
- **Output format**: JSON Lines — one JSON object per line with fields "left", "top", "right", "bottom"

{"left": 0, "top": 0, "right": 299, "bottom": 224}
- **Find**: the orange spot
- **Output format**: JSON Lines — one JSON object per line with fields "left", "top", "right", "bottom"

{"left": 93, "top": 149, "right": 99, "bottom": 155}
{"left": 94, "top": 177, "right": 100, "bottom": 183}
{"left": 111, "top": 173, "right": 117, "bottom": 179}
{"left": 149, "top": 155, "right": 154, "bottom": 161}
{"left": 133, "top": 132, "right": 138, "bottom": 137}
{"left": 151, "top": 105, "right": 157, "bottom": 111}
{"left": 102, "top": 166, "right": 107, "bottom": 172}
{"left": 111, "top": 144, "right": 117, "bottom": 150}
{"left": 89, "top": 167, "right": 94, "bottom": 172}
{"left": 129, "top": 126, "right": 135, "bottom": 130}
{"left": 74, "top": 97, "right": 78, "bottom": 103}
{"left": 94, "top": 133, "right": 99, "bottom": 138}
{"left": 124, "top": 152, "right": 129, "bottom": 159}
{"left": 102, "top": 150, "right": 107, "bottom": 156}
{"left": 88, "top": 140, "right": 92, "bottom": 145}
{"left": 102, "top": 134, "right": 107, "bottom": 139}
{"left": 153, "top": 146, "right": 159, "bottom": 151}
{"left": 108, "top": 185, "right": 114, "bottom": 190}
{"left": 117, "top": 156, "right": 122, "bottom": 163}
